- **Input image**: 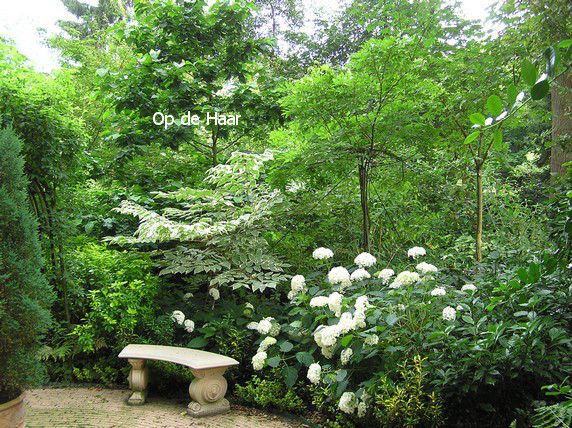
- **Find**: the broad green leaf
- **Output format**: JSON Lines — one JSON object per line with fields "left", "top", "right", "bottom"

{"left": 507, "top": 84, "right": 517, "bottom": 110}
{"left": 462, "top": 315, "right": 474, "bottom": 324}
{"left": 521, "top": 59, "right": 537, "bottom": 86}
{"left": 558, "top": 39, "right": 572, "bottom": 49}
{"left": 385, "top": 314, "right": 398, "bottom": 326}
{"left": 84, "top": 221, "right": 95, "bottom": 234}
{"left": 336, "top": 369, "right": 348, "bottom": 382}
{"left": 493, "top": 129, "right": 503, "bottom": 150}
{"left": 341, "top": 334, "right": 353, "bottom": 347}
{"left": 464, "top": 131, "right": 480, "bottom": 145}
{"left": 544, "top": 46, "right": 558, "bottom": 77}
{"left": 266, "top": 356, "right": 280, "bottom": 367}
{"left": 564, "top": 45, "right": 572, "bottom": 63}
{"left": 279, "top": 341, "right": 294, "bottom": 352}
{"left": 283, "top": 366, "right": 298, "bottom": 388}
{"left": 530, "top": 79, "right": 549, "bottom": 100}
{"left": 188, "top": 336, "right": 208, "bottom": 348}
{"left": 295, "top": 351, "right": 313, "bottom": 367}
{"left": 517, "top": 268, "right": 529, "bottom": 283}
{"left": 486, "top": 95, "right": 502, "bottom": 117}
{"left": 469, "top": 113, "right": 486, "bottom": 126}
{"left": 336, "top": 379, "right": 348, "bottom": 397}
{"left": 529, "top": 262, "right": 540, "bottom": 282}
{"left": 513, "top": 311, "right": 529, "bottom": 317}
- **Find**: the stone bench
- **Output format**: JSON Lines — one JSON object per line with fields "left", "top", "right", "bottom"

{"left": 118, "top": 344, "right": 239, "bottom": 417}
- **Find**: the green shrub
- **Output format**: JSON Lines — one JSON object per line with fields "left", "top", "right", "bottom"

{"left": 0, "top": 128, "right": 54, "bottom": 403}
{"left": 235, "top": 372, "right": 305, "bottom": 413}
{"left": 243, "top": 246, "right": 572, "bottom": 427}
{"left": 373, "top": 356, "right": 443, "bottom": 428}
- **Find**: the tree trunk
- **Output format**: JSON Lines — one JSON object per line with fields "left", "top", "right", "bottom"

{"left": 475, "top": 165, "right": 483, "bottom": 262}
{"left": 358, "top": 161, "right": 370, "bottom": 252}
{"left": 211, "top": 126, "right": 218, "bottom": 167}
{"left": 550, "top": 70, "right": 572, "bottom": 176}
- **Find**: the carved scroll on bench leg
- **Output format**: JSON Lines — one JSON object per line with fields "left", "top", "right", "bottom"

{"left": 127, "top": 358, "right": 148, "bottom": 405}
{"left": 187, "top": 367, "right": 230, "bottom": 417}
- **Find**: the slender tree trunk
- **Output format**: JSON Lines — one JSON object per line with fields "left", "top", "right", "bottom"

{"left": 475, "top": 164, "right": 483, "bottom": 262}
{"left": 358, "top": 160, "right": 370, "bottom": 252}
{"left": 551, "top": 71, "right": 572, "bottom": 176}
{"left": 211, "top": 126, "right": 218, "bottom": 167}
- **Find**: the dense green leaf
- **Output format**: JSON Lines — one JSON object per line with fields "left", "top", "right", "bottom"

{"left": 530, "top": 79, "right": 549, "bottom": 100}
{"left": 507, "top": 83, "right": 517, "bottom": 110}
{"left": 493, "top": 129, "right": 503, "bottom": 150}
{"left": 521, "top": 59, "right": 537, "bottom": 86}
{"left": 469, "top": 113, "right": 486, "bottom": 126}
{"left": 486, "top": 95, "right": 502, "bottom": 117}
{"left": 295, "top": 352, "right": 313, "bottom": 367}
{"left": 283, "top": 366, "right": 298, "bottom": 388}
{"left": 464, "top": 130, "right": 480, "bottom": 145}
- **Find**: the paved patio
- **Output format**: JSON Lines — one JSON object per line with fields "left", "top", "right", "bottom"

{"left": 25, "top": 387, "right": 305, "bottom": 428}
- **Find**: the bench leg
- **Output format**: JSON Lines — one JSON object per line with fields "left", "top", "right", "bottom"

{"left": 126, "top": 358, "right": 148, "bottom": 405}
{"left": 187, "top": 367, "right": 230, "bottom": 417}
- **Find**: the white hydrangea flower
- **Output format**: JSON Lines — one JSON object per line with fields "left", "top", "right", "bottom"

{"left": 391, "top": 271, "right": 421, "bottom": 288}
{"left": 442, "top": 306, "right": 456, "bottom": 321}
{"left": 378, "top": 268, "right": 394, "bottom": 284}
{"left": 183, "top": 319, "right": 195, "bottom": 333}
{"left": 319, "top": 324, "right": 341, "bottom": 347}
{"left": 354, "top": 252, "right": 376, "bottom": 268}
{"left": 461, "top": 283, "right": 477, "bottom": 292}
{"left": 258, "top": 336, "right": 277, "bottom": 352}
{"left": 416, "top": 262, "right": 438, "bottom": 274}
{"left": 338, "top": 312, "right": 356, "bottom": 334}
{"left": 252, "top": 351, "right": 267, "bottom": 371}
{"left": 321, "top": 345, "right": 335, "bottom": 359}
{"left": 397, "top": 304, "right": 406, "bottom": 311}
{"left": 257, "top": 318, "right": 273, "bottom": 335}
{"left": 341, "top": 348, "right": 353, "bottom": 365}
{"left": 287, "top": 290, "right": 298, "bottom": 301}
{"left": 350, "top": 268, "right": 371, "bottom": 282}
{"left": 269, "top": 322, "right": 281, "bottom": 337}
{"left": 357, "top": 401, "right": 367, "bottom": 418}
{"left": 246, "top": 322, "right": 259, "bottom": 330}
{"left": 328, "top": 292, "right": 343, "bottom": 316}
{"left": 307, "top": 363, "right": 321, "bottom": 384}
{"left": 310, "top": 296, "right": 330, "bottom": 308}
{"left": 328, "top": 266, "right": 351, "bottom": 286}
{"left": 364, "top": 335, "right": 379, "bottom": 346}
{"left": 355, "top": 295, "right": 369, "bottom": 312}
{"left": 313, "top": 247, "right": 334, "bottom": 260}
{"left": 291, "top": 275, "right": 306, "bottom": 292}
{"left": 245, "top": 302, "right": 254, "bottom": 310}
{"left": 430, "top": 287, "right": 446, "bottom": 297}
{"left": 183, "top": 292, "right": 193, "bottom": 300}
{"left": 353, "top": 310, "right": 367, "bottom": 328}
{"left": 339, "top": 391, "right": 357, "bottom": 414}
{"left": 407, "top": 246, "right": 426, "bottom": 259}
{"left": 209, "top": 288, "right": 220, "bottom": 300}
{"left": 171, "top": 310, "right": 185, "bottom": 325}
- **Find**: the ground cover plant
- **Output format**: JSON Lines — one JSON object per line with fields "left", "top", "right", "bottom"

{"left": 1, "top": 0, "right": 572, "bottom": 426}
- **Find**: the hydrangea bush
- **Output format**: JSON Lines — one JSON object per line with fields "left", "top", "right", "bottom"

{"left": 243, "top": 246, "right": 572, "bottom": 426}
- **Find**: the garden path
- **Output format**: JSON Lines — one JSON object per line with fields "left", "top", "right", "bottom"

{"left": 25, "top": 387, "right": 304, "bottom": 428}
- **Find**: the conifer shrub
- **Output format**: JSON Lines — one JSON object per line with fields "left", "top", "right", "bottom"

{"left": 0, "top": 127, "right": 54, "bottom": 403}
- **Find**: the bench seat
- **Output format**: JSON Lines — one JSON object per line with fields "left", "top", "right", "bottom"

{"left": 118, "top": 344, "right": 239, "bottom": 418}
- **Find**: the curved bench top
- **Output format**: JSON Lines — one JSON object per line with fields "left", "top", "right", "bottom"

{"left": 119, "top": 344, "right": 239, "bottom": 370}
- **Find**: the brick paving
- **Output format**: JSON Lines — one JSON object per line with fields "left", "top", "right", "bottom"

{"left": 25, "top": 388, "right": 304, "bottom": 428}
